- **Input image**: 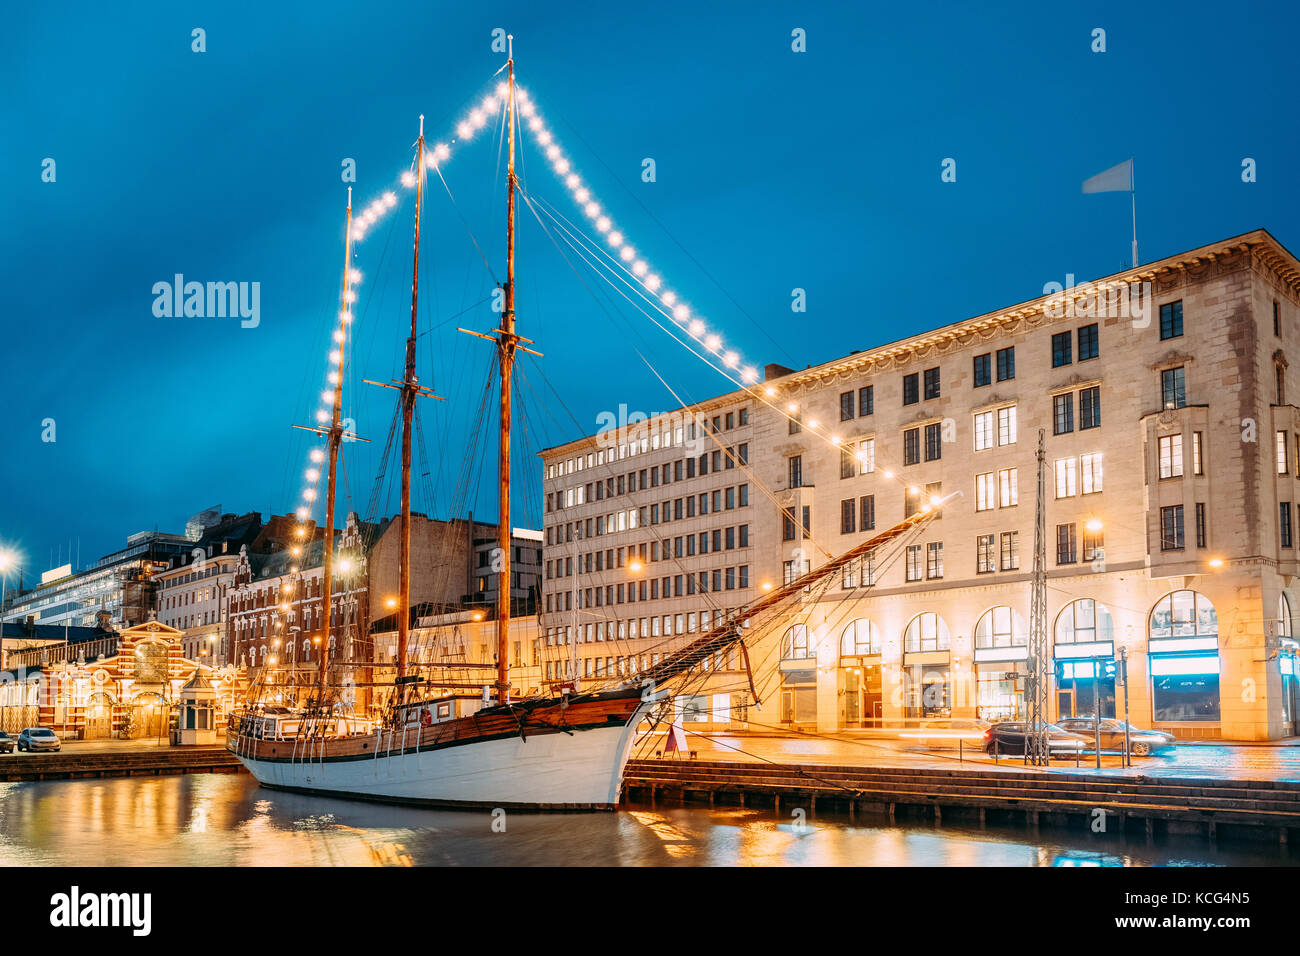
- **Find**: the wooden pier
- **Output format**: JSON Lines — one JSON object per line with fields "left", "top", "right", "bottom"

{"left": 623, "top": 758, "right": 1300, "bottom": 842}
{"left": 0, "top": 746, "right": 244, "bottom": 782}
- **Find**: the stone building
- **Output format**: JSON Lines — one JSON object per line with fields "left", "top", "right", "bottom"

{"left": 539, "top": 228, "right": 1300, "bottom": 741}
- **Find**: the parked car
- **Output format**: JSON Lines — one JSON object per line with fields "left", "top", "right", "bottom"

{"left": 911, "top": 718, "right": 993, "bottom": 750}
{"left": 983, "top": 721, "right": 1087, "bottom": 758}
{"left": 16, "top": 728, "right": 61, "bottom": 753}
{"left": 1056, "top": 717, "right": 1177, "bottom": 755}
{"left": 0, "top": 732, "right": 13, "bottom": 754}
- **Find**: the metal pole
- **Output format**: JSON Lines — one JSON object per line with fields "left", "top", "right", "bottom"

{"left": 1121, "top": 647, "right": 1132, "bottom": 768}
{"left": 1025, "top": 430, "right": 1050, "bottom": 765}
{"left": 1093, "top": 663, "right": 1101, "bottom": 769}
{"left": 495, "top": 37, "right": 517, "bottom": 704}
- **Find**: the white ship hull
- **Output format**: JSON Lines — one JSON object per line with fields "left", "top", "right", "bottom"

{"left": 232, "top": 693, "right": 654, "bottom": 810}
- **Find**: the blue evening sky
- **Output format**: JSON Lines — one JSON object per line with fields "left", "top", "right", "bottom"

{"left": 1, "top": 0, "right": 1295, "bottom": 581}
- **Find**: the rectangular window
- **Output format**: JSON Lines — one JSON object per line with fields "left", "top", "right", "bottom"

{"left": 903, "top": 373, "right": 919, "bottom": 406}
{"left": 1161, "top": 367, "right": 1186, "bottom": 409}
{"left": 788, "top": 408, "right": 801, "bottom": 435}
{"left": 923, "top": 367, "right": 941, "bottom": 400}
{"left": 1052, "top": 330, "right": 1072, "bottom": 367}
{"left": 782, "top": 509, "right": 796, "bottom": 541}
{"left": 975, "top": 472, "right": 995, "bottom": 511}
{"left": 1079, "top": 386, "right": 1101, "bottom": 429}
{"left": 840, "top": 498, "right": 856, "bottom": 534}
{"left": 999, "top": 468, "right": 1018, "bottom": 507}
{"left": 924, "top": 422, "right": 942, "bottom": 461}
{"left": 1054, "top": 458, "right": 1077, "bottom": 498}
{"left": 1056, "top": 523, "right": 1077, "bottom": 564}
{"left": 996, "top": 346, "right": 1015, "bottom": 382}
{"left": 1158, "top": 434, "right": 1184, "bottom": 479}
{"left": 904, "top": 486, "right": 921, "bottom": 518}
{"left": 1077, "top": 323, "right": 1099, "bottom": 361}
{"left": 998, "top": 406, "right": 1017, "bottom": 445}
{"left": 1275, "top": 300, "right": 1282, "bottom": 337}
{"left": 1278, "top": 431, "right": 1289, "bottom": 475}
{"left": 860, "top": 495, "right": 875, "bottom": 531}
{"left": 973, "top": 353, "right": 991, "bottom": 387}
{"left": 1160, "top": 504, "right": 1185, "bottom": 551}
{"left": 859, "top": 385, "right": 874, "bottom": 416}
{"left": 1053, "top": 393, "right": 1074, "bottom": 435}
{"left": 802, "top": 505, "right": 811, "bottom": 538}
{"left": 841, "top": 445, "right": 857, "bottom": 480}
{"left": 977, "top": 534, "right": 995, "bottom": 573}
{"left": 839, "top": 390, "right": 855, "bottom": 421}
{"left": 858, "top": 438, "right": 875, "bottom": 474}
{"left": 974, "top": 411, "right": 993, "bottom": 451}
{"left": 1195, "top": 502, "right": 1206, "bottom": 548}
{"left": 903, "top": 428, "right": 920, "bottom": 466}
{"left": 906, "top": 545, "right": 922, "bottom": 582}
{"left": 1283, "top": 502, "right": 1294, "bottom": 549}
{"left": 1000, "top": 531, "right": 1019, "bottom": 571}
{"left": 1160, "top": 300, "right": 1183, "bottom": 340}
{"left": 1081, "top": 452, "right": 1103, "bottom": 494}
{"left": 1083, "top": 527, "right": 1104, "bottom": 562}
{"left": 789, "top": 455, "right": 803, "bottom": 488}
{"left": 926, "top": 542, "right": 943, "bottom": 579}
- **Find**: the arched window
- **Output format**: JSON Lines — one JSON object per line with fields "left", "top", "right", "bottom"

{"left": 782, "top": 624, "right": 812, "bottom": 660}
{"left": 1055, "top": 599, "right": 1116, "bottom": 644}
{"left": 1280, "top": 594, "right": 1293, "bottom": 639}
{"left": 903, "top": 613, "right": 950, "bottom": 653}
{"left": 840, "top": 619, "right": 880, "bottom": 657}
{"left": 974, "top": 606, "right": 1027, "bottom": 648}
{"left": 1149, "top": 590, "right": 1218, "bottom": 641}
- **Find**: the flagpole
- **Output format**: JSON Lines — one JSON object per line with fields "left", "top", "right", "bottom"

{"left": 1130, "top": 157, "right": 1138, "bottom": 268}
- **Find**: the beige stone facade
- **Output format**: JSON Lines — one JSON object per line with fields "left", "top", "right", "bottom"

{"left": 541, "top": 230, "right": 1300, "bottom": 741}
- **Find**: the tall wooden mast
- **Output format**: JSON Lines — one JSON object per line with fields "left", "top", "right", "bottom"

{"left": 399, "top": 118, "right": 427, "bottom": 701}
{"left": 317, "top": 189, "right": 354, "bottom": 702}
{"left": 496, "top": 39, "right": 518, "bottom": 702}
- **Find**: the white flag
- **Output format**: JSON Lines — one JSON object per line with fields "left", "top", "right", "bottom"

{"left": 1082, "top": 158, "right": 1133, "bottom": 194}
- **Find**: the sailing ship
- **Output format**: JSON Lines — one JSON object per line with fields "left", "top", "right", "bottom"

{"left": 228, "top": 44, "right": 943, "bottom": 809}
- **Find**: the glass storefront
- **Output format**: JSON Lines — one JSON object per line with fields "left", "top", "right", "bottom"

{"left": 976, "top": 666, "right": 1022, "bottom": 721}
{"left": 1056, "top": 660, "right": 1116, "bottom": 718}
{"left": 903, "top": 664, "right": 951, "bottom": 718}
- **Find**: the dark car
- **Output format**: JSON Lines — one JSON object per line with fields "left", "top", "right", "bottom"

{"left": 983, "top": 721, "right": 1087, "bottom": 757}
{"left": 0, "top": 732, "right": 12, "bottom": 754}
{"left": 16, "top": 728, "right": 60, "bottom": 753}
{"left": 1056, "top": 717, "right": 1176, "bottom": 755}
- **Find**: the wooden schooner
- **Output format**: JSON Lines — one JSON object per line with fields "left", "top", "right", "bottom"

{"left": 229, "top": 43, "right": 943, "bottom": 809}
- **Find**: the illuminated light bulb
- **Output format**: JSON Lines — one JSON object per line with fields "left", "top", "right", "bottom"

{"left": 528, "top": 116, "right": 542, "bottom": 131}
{"left": 469, "top": 109, "right": 485, "bottom": 127}
{"left": 908, "top": 485, "right": 921, "bottom": 494}
{"left": 645, "top": 274, "right": 661, "bottom": 291}
{"left": 619, "top": 246, "right": 634, "bottom": 262}
{"left": 855, "top": 450, "right": 869, "bottom": 463}
{"left": 565, "top": 174, "right": 580, "bottom": 189}
{"left": 310, "top": 448, "right": 325, "bottom": 463}
{"left": 929, "top": 497, "right": 943, "bottom": 509}
{"left": 348, "top": 268, "right": 362, "bottom": 285}
{"left": 341, "top": 311, "right": 353, "bottom": 324}
{"left": 305, "top": 469, "right": 319, "bottom": 481}
{"left": 496, "top": 82, "right": 508, "bottom": 97}
{"left": 1084, "top": 518, "right": 1104, "bottom": 533}
{"left": 553, "top": 159, "right": 570, "bottom": 175}
{"left": 315, "top": 409, "right": 329, "bottom": 423}
{"left": 516, "top": 87, "right": 529, "bottom": 101}
{"left": 761, "top": 582, "right": 773, "bottom": 592}
{"left": 343, "top": 291, "right": 356, "bottom": 305}
{"left": 295, "top": 525, "right": 307, "bottom": 537}
{"left": 704, "top": 334, "right": 721, "bottom": 351}
{"left": 808, "top": 419, "right": 820, "bottom": 429}
{"left": 1209, "top": 557, "right": 1225, "bottom": 569}
{"left": 333, "top": 329, "right": 345, "bottom": 342}
{"left": 764, "top": 386, "right": 777, "bottom": 397}
{"left": 831, "top": 436, "right": 842, "bottom": 446}
{"left": 546, "top": 144, "right": 560, "bottom": 160}
{"left": 321, "top": 390, "right": 334, "bottom": 403}
{"left": 329, "top": 350, "right": 341, "bottom": 364}
{"left": 537, "top": 131, "right": 552, "bottom": 146}
{"left": 401, "top": 170, "right": 416, "bottom": 188}
{"left": 435, "top": 144, "right": 449, "bottom": 160}
{"left": 607, "top": 231, "right": 623, "bottom": 247}
{"left": 724, "top": 351, "right": 739, "bottom": 368}
{"left": 632, "top": 261, "right": 647, "bottom": 276}
{"left": 662, "top": 291, "right": 676, "bottom": 307}
{"left": 425, "top": 152, "right": 439, "bottom": 169}
{"left": 585, "top": 202, "right": 600, "bottom": 218}
{"left": 577, "top": 190, "right": 591, "bottom": 205}
{"left": 327, "top": 371, "right": 339, "bottom": 385}
{"left": 383, "top": 191, "right": 397, "bottom": 207}
{"left": 742, "top": 367, "right": 759, "bottom": 383}
{"left": 457, "top": 121, "right": 472, "bottom": 138}
{"left": 596, "top": 217, "right": 611, "bottom": 232}
{"left": 883, "top": 469, "right": 895, "bottom": 479}
{"left": 674, "top": 305, "right": 690, "bottom": 322}
{"left": 787, "top": 403, "right": 798, "bottom": 413}
{"left": 520, "top": 101, "right": 535, "bottom": 118}
{"left": 296, "top": 507, "right": 309, "bottom": 520}
{"left": 921, "top": 503, "right": 932, "bottom": 514}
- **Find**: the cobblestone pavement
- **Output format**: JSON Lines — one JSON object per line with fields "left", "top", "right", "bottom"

{"left": 648, "top": 732, "right": 1300, "bottom": 781}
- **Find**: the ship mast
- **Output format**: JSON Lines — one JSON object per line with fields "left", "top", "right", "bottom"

{"left": 496, "top": 39, "right": 518, "bottom": 702}
{"left": 398, "top": 118, "right": 427, "bottom": 704}
{"left": 316, "top": 189, "right": 354, "bottom": 703}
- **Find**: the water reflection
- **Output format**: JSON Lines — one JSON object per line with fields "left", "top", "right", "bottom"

{"left": 0, "top": 776, "right": 1289, "bottom": 867}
